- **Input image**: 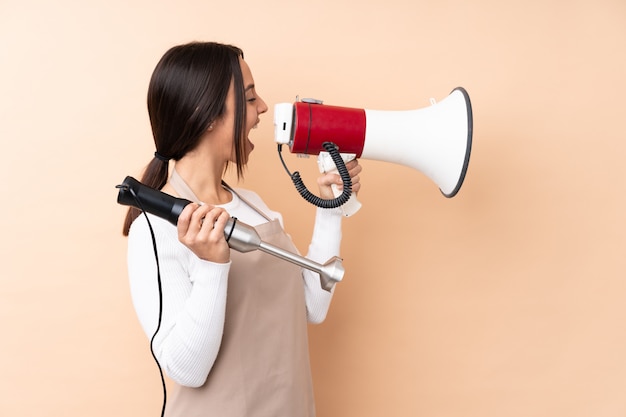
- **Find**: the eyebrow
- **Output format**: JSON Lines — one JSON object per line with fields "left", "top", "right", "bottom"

{"left": 245, "top": 84, "right": 255, "bottom": 92}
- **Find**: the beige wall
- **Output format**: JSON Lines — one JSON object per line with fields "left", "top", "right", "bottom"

{"left": 2, "top": 0, "right": 625, "bottom": 416}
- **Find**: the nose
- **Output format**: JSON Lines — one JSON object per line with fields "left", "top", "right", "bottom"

{"left": 257, "top": 95, "right": 268, "bottom": 115}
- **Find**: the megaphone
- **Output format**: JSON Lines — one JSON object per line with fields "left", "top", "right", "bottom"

{"left": 274, "top": 87, "right": 473, "bottom": 216}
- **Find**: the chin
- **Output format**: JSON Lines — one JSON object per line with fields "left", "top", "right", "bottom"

{"left": 242, "top": 144, "right": 253, "bottom": 163}
{"left": 246, "top": 137, "right": 255, "bottom": 151}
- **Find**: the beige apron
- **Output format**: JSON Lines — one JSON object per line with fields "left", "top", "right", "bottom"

{"left": 165, "top": 170, "right": 315, "bottom": 417}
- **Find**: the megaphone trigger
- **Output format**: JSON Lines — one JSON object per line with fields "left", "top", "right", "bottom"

{"left": 318, "top": 151, "right": 362, "bottom": 217}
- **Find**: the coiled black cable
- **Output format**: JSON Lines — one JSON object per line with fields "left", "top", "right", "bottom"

{"left": 278, "top": 141, "right": 352, "bottom": 209}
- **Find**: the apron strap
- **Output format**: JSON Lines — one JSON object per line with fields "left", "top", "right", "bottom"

{"left": 170, "top": 168, "right": 201, "bottom": 202}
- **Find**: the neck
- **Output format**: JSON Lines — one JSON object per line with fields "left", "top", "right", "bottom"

{"left": 170, "top": 152, "right": 232, "bottom": 205}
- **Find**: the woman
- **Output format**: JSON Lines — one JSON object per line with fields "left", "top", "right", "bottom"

{"left": 122, "top": 41, "right": 361, "bottom": 417}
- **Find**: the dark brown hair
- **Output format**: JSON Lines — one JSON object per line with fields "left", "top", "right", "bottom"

{"left": 122, "top": 42, "right": 247, "bottom": 235}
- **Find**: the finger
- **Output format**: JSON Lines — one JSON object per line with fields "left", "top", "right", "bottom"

{"left": 193, "top": 206, "right": 217, "bottom": 232}
{"left": 202, "top": 210, "right": 229, "bottom": 241}
{"left": 197, "top": 207, "right": 229, "bottom": 237}
{"left": 348, "top": 162, "right": 362, "bottom": 178}
{"left": 316, "top": 172, "right": 340, "bottom": 188}
{"left": 345, "top": 159, "right": 359, "bottom": 170}
{"left": 183, "top": 204, "right": 212, "bottom": 237}
{"left": 196, "top": 204, "right": 216, "bottom": 225}
{"left": 177, "top": 203, "right": 201, "bottom": 238}
{"left": 212, "top": 210, "right": 230, "bottom": 232}
{"left": 351, "top": 176, "right": 361, "bottom": 194}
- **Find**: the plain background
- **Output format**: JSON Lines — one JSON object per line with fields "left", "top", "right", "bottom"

{"left": 2, "top": 0, "right": 626, "bottom": 416}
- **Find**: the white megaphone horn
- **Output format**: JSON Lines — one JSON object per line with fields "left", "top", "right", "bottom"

{"left": 274, "top": 87, "right": 473, "bottom": 216}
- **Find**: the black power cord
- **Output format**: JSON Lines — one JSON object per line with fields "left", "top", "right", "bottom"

{"left": 117, "top": 184, "right": 167, "bottom": 417}
{"left": 278, "top": 141, "right": 352, "bottom": 209}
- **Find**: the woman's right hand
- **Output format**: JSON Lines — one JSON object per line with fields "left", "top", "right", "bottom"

{"left": 177, "top": 203, "right": 231, "bottom": 263}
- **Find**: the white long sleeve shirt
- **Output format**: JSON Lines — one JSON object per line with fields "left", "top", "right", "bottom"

{"left": 127, "top": 188, "right": 343, "bottom": 387}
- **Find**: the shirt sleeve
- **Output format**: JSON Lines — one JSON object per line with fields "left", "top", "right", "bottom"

{"left": 127, "top": 214, "right": 230, "bottom": 387}
{"left": 302, "top": 207, "right": 344, "bottom": 323}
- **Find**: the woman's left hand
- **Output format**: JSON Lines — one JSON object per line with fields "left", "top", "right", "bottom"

{"left": 317, "top": 158, "right": 362, "bottom": 200}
